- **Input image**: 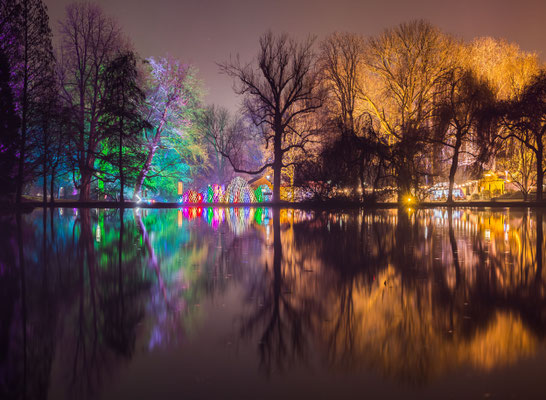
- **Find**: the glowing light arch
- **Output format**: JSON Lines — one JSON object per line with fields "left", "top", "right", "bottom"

{"left": 224, "top": 177, "right": 257, "bottom": 203}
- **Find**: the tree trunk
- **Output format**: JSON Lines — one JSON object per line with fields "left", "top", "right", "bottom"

{"left": 42, "top": 135, "right": 47, "bottom": 206}
{"left": 273, "top": 160, "right": 282, "bottom": 203}
{"left": 448, "top": 208, "right": 461, "bottom": 287}
{"left": 16, "top": 211, "right": 27, "bottom": 397}
{"left": 536, "top": 211, "right": 543, "bottom": 284}
{"left": 447, "top": 137, "right": 462, "bottom": 203}
{"left": 49, "top": 166, "right": 55, "bottom": 204}
{"left": 537, "top": 140, "right": 543, "bottom": 202}
{"left": 79, "top": 168, "right": 92, "bottom": 202}
{"left": 16, "top": 1, "right": 29, "bottom": 205}
{"left": 396, "top": 162, "right": 412, "bottom": 205}
{"left": 272, "top": 207, "right": 282, "bottom": 306}
{"left": 359, "top": 159, "right": 365, "bottom": 201}
{"left": 133, "top": 129, "right": 161, "bottom": 200}
{"left": 42, "top": 167, "right": 47, "bottom": 207}
{"left": 272, "top": 129, "right": 282, "bottom": 202}
{"left": 119, "top": 123, "right": 124, "bottom": 203}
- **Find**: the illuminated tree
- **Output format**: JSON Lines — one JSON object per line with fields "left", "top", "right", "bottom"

{"left": 317, "top": 32, "right": 390, "bottom": 198}
{"left": 35, "top": 77, "right": 61, "bottom": 204}
{"left": 58, "top": 2, "right": 125, "bottom": 201}
{"left": 1, "top": 0, "right": 55, "bottom": 203}
{"left": 363, "top": 20, "right": 454, "bottom": 201}
{"left": 466, "top": 37, "right": 540, "bottom": 102}
{"left": 498, "top": 140, "right": 536, "bottom": 200}
{"left": 195, "top": 105, "right": 254, "bottom": 185}
{"left": 220, "top": 31, "right": 324, "bottom": 201}
{"left": 466, "top": 37, "right": 541, "bottom": 189}
{"left": 197, "top": 105, "right": 230, "bottom": 183}
{"left": 500, "top": 70, "right": 546, "bottom": 201}
{"left": 434, "top": 67, "right": 495, "bottom": 202}
{"left": 133, "top": 56, "right": 205, "bottom": 200}
{"left": 319, "top": 32, "right": 366, "bottom": 136}
{"left": 101, "top": 51, "right": 148, "bottom": 202}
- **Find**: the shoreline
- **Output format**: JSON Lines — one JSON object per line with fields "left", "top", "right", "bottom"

{"left": 2, "top": 199, "right": 546, "bottom": 211}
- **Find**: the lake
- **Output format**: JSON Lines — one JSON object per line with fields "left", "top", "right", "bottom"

{"left": 1, "top": 207, "right": 545, "bottom": 399}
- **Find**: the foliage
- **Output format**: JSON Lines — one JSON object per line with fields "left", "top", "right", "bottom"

{"left": 100, "top": 51, "right": 148, "bottom": 201}
{"left": 134, "top": 56, "right": 205, "bottom": 200}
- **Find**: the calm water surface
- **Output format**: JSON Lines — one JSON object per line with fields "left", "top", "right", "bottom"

{"left": 1, "top": 207, "right": 545, "bottom": 399}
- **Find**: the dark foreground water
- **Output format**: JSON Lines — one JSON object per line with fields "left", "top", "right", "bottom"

{"left": 1, "top": 207, "right": 545, "bottom": 400}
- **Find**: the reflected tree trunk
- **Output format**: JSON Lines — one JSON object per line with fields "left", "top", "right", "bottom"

{"left": 134, "top": 210, "right": 169, "bottom": 305}
{"left": 79, "top": 209, "right": 98, "bottom": 335}
{"left": 447, "top": 208, "right": 461, "bottom": 288}
{"left": 536, "top": 211, "right": 543, "bottom": 284}
{"left": 119, "top": 208, "right": 125, "bottom": 316}
{"left": 16, "top": 212, "right": 27, "bottom": 400}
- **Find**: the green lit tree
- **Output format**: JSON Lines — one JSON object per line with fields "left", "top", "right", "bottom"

{"left": 133, "top": 57, "right": 205, "bottom": 200}
{"left": 100, "top": 51, "right": 148, "bottom": 202}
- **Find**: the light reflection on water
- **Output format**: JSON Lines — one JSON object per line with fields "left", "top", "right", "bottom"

{"left": 0, "top": 207, "right": 545, "bottom": 399}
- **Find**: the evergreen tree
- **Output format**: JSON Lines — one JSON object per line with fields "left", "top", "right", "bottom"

{"left": 1, "top": 0, "right": 55, "bottom": 203}
{"left": 101, "top": 51, "right": 148, "bottom": 202}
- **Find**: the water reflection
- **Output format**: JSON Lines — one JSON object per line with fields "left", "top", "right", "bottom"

{"left": 0, "top": 207, "right": 545, "bottom": 398}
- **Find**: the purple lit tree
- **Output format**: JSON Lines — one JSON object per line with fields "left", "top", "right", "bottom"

{"left": 1, "top": 0, "right": 55, "bottom": 203}
{"left": 132, "top": 56, "right": 204, "bottom": 200}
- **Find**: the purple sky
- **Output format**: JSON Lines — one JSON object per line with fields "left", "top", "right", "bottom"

{"left": 45, "top": 0, "right": 546, "bottom": 111}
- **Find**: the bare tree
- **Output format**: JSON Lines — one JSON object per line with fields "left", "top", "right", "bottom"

{"left": 197, "top": 105, "right": 236, "bottom": 184}
{"left": 58, "top": 2, "right": 125, "bottom": 201}
{"left": 319, "top": 32, "right": 366, "bottom": 136}
{"left": 363, "top": 20, "right": 454, "bottom": 201}
{"left": 219, "top": 31, "right": 324, "bottom": 201}
{"left": 318, "top": 32, "right": 390, "bottom": 196}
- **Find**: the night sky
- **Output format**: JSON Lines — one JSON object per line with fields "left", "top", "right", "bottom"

{"left": 45, "top": 0, "right": 546, "bottom": 111}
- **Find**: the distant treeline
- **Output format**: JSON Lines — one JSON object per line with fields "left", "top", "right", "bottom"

{"left": 1, "top": 1, "right": 545, "bottom": 204}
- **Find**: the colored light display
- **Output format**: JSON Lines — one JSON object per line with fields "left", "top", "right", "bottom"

{"left": 254, "top": 186, "right": 264, "bottom": 202}
{"left": 181, "top": 190, "right": 203, "bottom": 203}
{"left": 206, "top": 184, "right": 225, "bottom": 203}
{"left": 224, "top": 177, "right": 257, "bottom": 203}
{"left": 254, "top": 184, "right": 270, "bottom": 203}
{"left": 179, "top": 179, "right": 265, "bottom": 204}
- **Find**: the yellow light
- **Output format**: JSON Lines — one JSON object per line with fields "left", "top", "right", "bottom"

{"left": 405, "top": 196, "right": 414, "bottom": 204}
